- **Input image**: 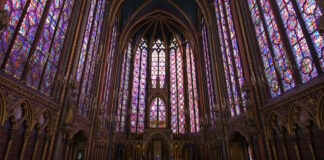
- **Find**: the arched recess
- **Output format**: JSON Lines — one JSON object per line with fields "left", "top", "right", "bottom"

{"left": 229, "top": 131, "right": 250, "bottom": 160}
{"left": 71, "top": 130, "right": 89, "bottom": 160}
{"left": 148, "top": 97, "right": 167, "bottom": 129}
{"left": 287, "top": 102, "right": 317, "bottom": 135}
{"left": 9, "top": 99, "right": 34, "bottom": 131}
{"left": 318, "top": 94, "right": 324, "bottom": 129}
{"left": 0, "top": 90, "right": 6, "bottom": 126}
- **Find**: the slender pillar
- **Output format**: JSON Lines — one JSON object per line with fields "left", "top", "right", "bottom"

{"left": 19, "top": 132, "right": 30, "bottom": 160}
{"left": 4, "top": 129, "right": 14, "bottom": 160}
{"left": 32, "top": 134, "right": 41, "bottom": 160}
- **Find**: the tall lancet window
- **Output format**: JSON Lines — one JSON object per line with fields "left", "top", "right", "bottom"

{"left": 185, "top": 42, "right": 200, "bottom": 133}
{"left": 213, "top": 0, "right": 246, "bottom": 117}
{"left": 130, "top": 39, "right": 148, "bottom": 133}
{"left": 246, "top": 0, "right": 323, "bottom": 97}
{"left": 201, "top": 18, "right": 217, "bottom": 124}
{"left": 150, "top": 97, "right": 166, "bottom": 128}
{"left": 151, "top": 39, "right": 166, "bottom": 88}
{"left": 116, "top": 41, "right": 132, "bottom": 132}
{"left": 170, "top": 38, "right": 185, "bottom": 134}
{"left": 76, "top": 0, "right": 106, "bottom": 115}
{"left": 0, "top": 0, "right": 75, "bottom": 95}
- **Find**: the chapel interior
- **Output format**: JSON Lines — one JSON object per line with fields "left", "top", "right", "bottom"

{"left": 0, "top": 0, "right": 323, "bottom": 160}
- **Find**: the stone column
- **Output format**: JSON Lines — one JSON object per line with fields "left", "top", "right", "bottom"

{"left": 0, "top": 0, "right": 9, "bottom": 32}
{"left": 317, "top": 0, "right": 324, "bottom": 33}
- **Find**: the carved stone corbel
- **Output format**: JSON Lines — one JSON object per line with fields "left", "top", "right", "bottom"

{"left": 0, "top": 0, "right": 9, "bottom": 32}
{"left": 317, "top": 0, "right": 324, "bottom": 33}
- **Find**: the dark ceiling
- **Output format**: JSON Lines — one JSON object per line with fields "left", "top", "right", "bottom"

{"left": 120, "top": 0, "right": 198, "bottom": 39}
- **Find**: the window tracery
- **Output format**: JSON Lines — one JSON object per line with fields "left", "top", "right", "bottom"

{"left": 245, "top": 0, "right": 323, "bottom": 97}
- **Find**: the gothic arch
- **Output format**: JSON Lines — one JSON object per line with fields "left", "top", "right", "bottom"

{"left": 9, "top": 99, "right": 33, "bottom": 131}
{"left": 287, "top": 102, "right": 316, "bottom": 135}
{"left": 0, "top": 90, "right": 6, "bottom": 126}
{"left": 317, "top": 94, "right": 324, "bottom": 129}
{"left": 266, "top": 112, "right": 287, "bottom": 137}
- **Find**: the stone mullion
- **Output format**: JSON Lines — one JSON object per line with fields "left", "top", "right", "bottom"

{"left": 41, "top": 135, "right": 51, "bottom": 159}
{"left": 182, "top": 41, "right": 191, "bottom": 133}
{"left": 77, "top": 0, "right": 99, "bottom": 114}
{"left": 97, "top": 2, "right": 111, "bottom": 105}
{"left": 117, "top": 45, "right": 128, "bottom": 131}
{"left": 214, "top": 1, "right": 236, "bottom": 117}
{"left": 125, "top": 41, "right": 136, "bottom": 135}
{"left": 20, "top": 0, "right": 54, "bottom": 81}
{"left": 50, "top": 0, "right": 79, "bottom": 98}
{"left": 290, "top": 0, "right": 323, "bottom": 75}
{"left": 135, "top": 47, "right": 143, "bottom": 133}
{"left": 37, "top": 0, "right": 68, "bottom": 90}
{"left": 267, "top": 0, "right": 303, "bottom": 85}
{"left": 188, "top": 45, "right": 198, "bottom": 132}
{"left": 51, "top": 0, "right": 88, "bottom": 158}
{"left": 0, "top": 0, "right": 31, "bottom": 70}
{"left": 239, "top": 0, "right": 272, "bottom": 101}
{"left": 255, "top": 0, "right": 287, "bottom": 94}
{"left": 220, "top": 0, "right": 243, "bottom": 114}
{"left": 235, "top": 1, "right": 271, "bottom": 160}
{"left": 209, "top": 1, "right": 226, "bottom": 122}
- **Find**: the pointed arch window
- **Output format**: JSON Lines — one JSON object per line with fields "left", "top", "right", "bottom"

{"left": 116, "top": 41, "right": 132, "bottom": 132}
{"left": 151, "top": 39, "right": 166, "bottom": 88}
{"left": 76, "top": 0, "right": 106, "bottom": 115}
{"left": 130, "top": 39, "right": 148, "bottom": 133}
{"left": 0, "top": 0, "right": 75, "bottom": 95}
{"left": 213, "top": 0, "right": 246, "bottom": 117}
{"left": 150, "top": 97, "right": 166, "bottom": 128}
{"left": 245, "top": 0, "right": 323, "bottom": 97}
{"left": 185, "top": 42, "right": 200, "bottom": 133}
{"left": 201, "top": 18, "right": 218, "bottom": 123}
{"left": 170, "top": 38, "right": 185, "bottom": 134}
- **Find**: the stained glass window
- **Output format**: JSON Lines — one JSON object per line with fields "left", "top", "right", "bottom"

{"left": 116, "top": 41, "right": 132, "bottom": 132}
{"left": 76, "top": 0, "right": 105, "bottom": 115}
{"left": 170, "top": 38, "right": 185, "bottom": 134}
{"left": 130, "top": 39, "right": 147, "bottom": 133}
{"left": 149, "top": 97, "right": 166, "bottom": 128}
{"left": 0, "top": 0, "right": 75, "bottom": 95}
{"left": 27, "top": 0, "right": 75, "bottom": 94}
{"left": 214, "top": 0, "right": 246, "bottom": 117}
{"left": 185, "top": 42, "right": 200, "bottom": 133}
{"left": 244, "top": 0, "right": 323, "bottom": 97}
{"left": 103, "top": 21, "right": 117, "bottom": 128}
{"left": 5, "top": 0, "right": 48, "bottom": 78}
{"left": 246, "top": 0, "right": 294, "bottom": 97}
{"left": 201, "top": 18, "right": 218, "bottom": 123}
{"left": 151, "top": 39, "right": 166, "bottom": 88}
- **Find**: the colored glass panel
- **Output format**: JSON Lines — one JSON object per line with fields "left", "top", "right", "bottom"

{"left": 41, "top": 0, "right": 74, "bottom": 95}
{"left": 186, "top": 43, "right": 200, "bottom": 133}
{"left": 150, "top": 97, "right": 166, "bottom": 128}
{"left": 295, "top": 0, "right": 324, "bottom": 71}
{"left": 0, "top": 0, "right": 28, "bottom": 65}
{"left": 170, "top": 38, "right": 185, "bottom": 134}
{"left": 247, "top": 0, "right": 295, "bottom": 96}
{"left": 275, "top": 0, "right": 318, "bottom": 82}
{"left": 201, "top": 18, "right": 218, "bottom": 121}
{"left": 116, "top": 42, "right": 132, "bottom": 132}
{"left": 151, "top": 39, "right": 166, "bottom": 88}
{"left": 130, "top": 39, "right": 147, "bottom": 133}
{"left": 5, "top": 0, "right": 48, "bottom": 78}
